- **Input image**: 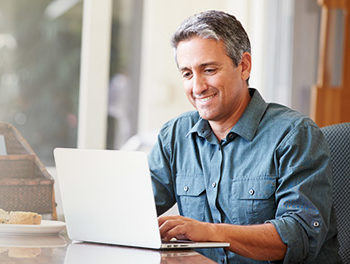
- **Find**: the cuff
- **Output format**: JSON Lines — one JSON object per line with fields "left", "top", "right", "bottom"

{"left": 266, "top": 216, "right": 309, "bottom": 264}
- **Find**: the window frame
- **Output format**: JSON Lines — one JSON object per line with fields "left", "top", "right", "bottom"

{"left": 77, "top": 0, "right": 113, "bottom": 149}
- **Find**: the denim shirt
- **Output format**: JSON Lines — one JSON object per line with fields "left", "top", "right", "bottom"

{"left": 148, "top": 89, "right": 341, "bottom": 264}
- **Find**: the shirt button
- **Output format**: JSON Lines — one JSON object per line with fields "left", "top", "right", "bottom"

{"left": 313, "top": 221, "right": 320, "bottom": 227}
{"left": 227, "top": 132, "right": 235, "bottom": 140}
{"left": 249, "top": 189, "right": 255, "bottom": 195}
{"left": 184, "top": 186, "right": 189, "bottom": 192}
{"left": 212, "top": 182, "right": 216, "bottom": 188}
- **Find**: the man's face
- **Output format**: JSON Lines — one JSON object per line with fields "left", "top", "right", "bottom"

{"left": 176, "top": 37, "right": 250, "bottom": 123}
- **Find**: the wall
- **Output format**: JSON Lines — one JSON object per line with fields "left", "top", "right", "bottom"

{"left": 291, "top": 0, "right": 320, "bottom": 116}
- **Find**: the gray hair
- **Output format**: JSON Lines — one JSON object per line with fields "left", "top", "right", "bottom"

{"left": 171, "top": 10, "right": 251, "bottom": 67}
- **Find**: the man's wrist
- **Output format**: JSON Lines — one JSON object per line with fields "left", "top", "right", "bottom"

{"left": 207, "top": 222, "right": 226, "bottom": 242}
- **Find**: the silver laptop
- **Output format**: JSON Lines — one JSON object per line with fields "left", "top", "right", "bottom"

{"left": 54, "top": 148, "right": 229, "bottom": 249}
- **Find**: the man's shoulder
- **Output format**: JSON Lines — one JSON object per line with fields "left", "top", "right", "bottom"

{"left": 154, "top": 111, "right": 200, "bottom": 149}
{"left": 265, "top": 103, "right": 317, "bottom": 130}
{"left": 247, "top": 89, "right": 318, "bottom": 136}
{"left": 160, "top": 111, "right": 200, "bottom": 133}
{"left": 260, "top": 103, "right": 321, "bottom": 146}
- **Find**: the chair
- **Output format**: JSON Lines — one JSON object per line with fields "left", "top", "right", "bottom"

{"left": 321, "top": 123, "right": 350, "bottom": 262}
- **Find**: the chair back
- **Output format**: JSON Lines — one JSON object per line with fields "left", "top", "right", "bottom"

{"left": 321, "top": 123, "right": 350, "bottom": 263}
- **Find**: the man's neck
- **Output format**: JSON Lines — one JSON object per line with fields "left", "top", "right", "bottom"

{"left": 209, "top": 89, "right": 251, "bottom": 141}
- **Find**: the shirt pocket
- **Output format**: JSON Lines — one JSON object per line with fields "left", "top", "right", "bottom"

{"left": 231, "top": 178, "right": 276, "bottom": 224}
{"left": 176, "top": 174, "right": 206, "bottom": 221}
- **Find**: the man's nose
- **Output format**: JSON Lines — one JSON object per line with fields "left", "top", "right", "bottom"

{"left": 192, "top": 74, "right": 207, "bottom": 96}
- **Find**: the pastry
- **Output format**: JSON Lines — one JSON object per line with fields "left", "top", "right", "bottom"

{"left": 0, "top": 209, "right": 41, "bottom": 225}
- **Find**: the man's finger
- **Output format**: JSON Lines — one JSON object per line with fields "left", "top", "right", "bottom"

{"left": 158, "top": 215, "right": 188, "bottom": 226}
{"left": 159, "top": 219, "right": 184, "bottom": 236}
{"left": 161, "top": 223, "right": 188, "bottom": 241}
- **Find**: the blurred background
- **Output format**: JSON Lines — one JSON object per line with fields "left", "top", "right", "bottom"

{"left": 0, "top": 0, "right": 345, "bottom": 166}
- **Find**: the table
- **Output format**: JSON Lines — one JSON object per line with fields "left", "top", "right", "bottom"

{"left": 0, "top": 234, "right": 217, "bottom": 264}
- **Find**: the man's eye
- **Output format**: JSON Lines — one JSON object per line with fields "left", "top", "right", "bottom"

{"left": 182, "top": 72, "right": 192, "bottom": 79}
{"left": 205, "top": 68, "right": 216, "bottom": 73}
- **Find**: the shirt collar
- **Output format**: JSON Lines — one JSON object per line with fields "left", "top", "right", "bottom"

{"left": 186, "top": 88, "right": 268, "bottom": 142}
{"left": 230, "top": 88, "right": 268, "bottom": 141}
{"left": 186, "top": 117, "right": 211, "bottom": 139}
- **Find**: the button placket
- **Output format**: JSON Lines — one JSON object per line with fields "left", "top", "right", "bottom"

{"left": 206, "top": 143, "right": 223, "bottom": 223}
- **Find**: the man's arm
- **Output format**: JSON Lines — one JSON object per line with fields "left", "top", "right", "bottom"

{"left": 159, "top": 215, "right": 287, "bottom": 261}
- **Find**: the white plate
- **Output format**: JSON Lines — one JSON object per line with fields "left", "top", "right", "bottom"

{"left": 0, "top": 235, "right": 67, "bottom": 248}
{"left": 0, "top": 220, "right": 66, "bottom": 236}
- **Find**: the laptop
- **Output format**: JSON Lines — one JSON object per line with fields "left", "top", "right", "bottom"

{"left": 54, "top": 148, "right": 229, "bottom": 249}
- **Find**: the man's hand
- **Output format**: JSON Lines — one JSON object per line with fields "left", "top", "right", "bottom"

{"left": 158, "top": 215, "right": 286, "bottom": 261}
{"left": 158, "top": 215, "right": 215, "bottom": 242}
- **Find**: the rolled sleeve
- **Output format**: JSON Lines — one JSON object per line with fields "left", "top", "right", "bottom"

{"left": 271, "top": 123, "right": 333, "bottom": 263}
{"left": 267, "top": 217, "right": 309, "bottom": 263}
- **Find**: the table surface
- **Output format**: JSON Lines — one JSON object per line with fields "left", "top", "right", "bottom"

{"left": 0, "top": 233, "right": 217, "bottom": 264}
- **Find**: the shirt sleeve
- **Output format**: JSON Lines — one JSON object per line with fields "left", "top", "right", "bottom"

{"left": 148, "top": 125, "right": 176, "bottom": 216}
{"left": 267, "top": 122, "right": 333, "bottom": 263}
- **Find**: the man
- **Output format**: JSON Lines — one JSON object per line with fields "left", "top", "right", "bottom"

{"left": 148, "top": 10, "right": 341, "bottom": 264}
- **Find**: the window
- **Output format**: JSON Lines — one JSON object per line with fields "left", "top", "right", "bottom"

{"left": 0, "top": 0, "right": 144, "bottom": 165}
{"left": 107, "top": 0, "right": 143, "bottom": 149}
{"left": 0, "top": 0, "right": 82, "bottom": 165}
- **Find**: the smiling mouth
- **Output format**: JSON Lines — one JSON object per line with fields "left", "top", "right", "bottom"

{"left": 195, "top": 94, "right": 216, "bottom": 103}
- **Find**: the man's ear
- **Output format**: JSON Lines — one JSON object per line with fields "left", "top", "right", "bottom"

{"left": 240, "top": 52, "right": 251, "bottom": 81}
